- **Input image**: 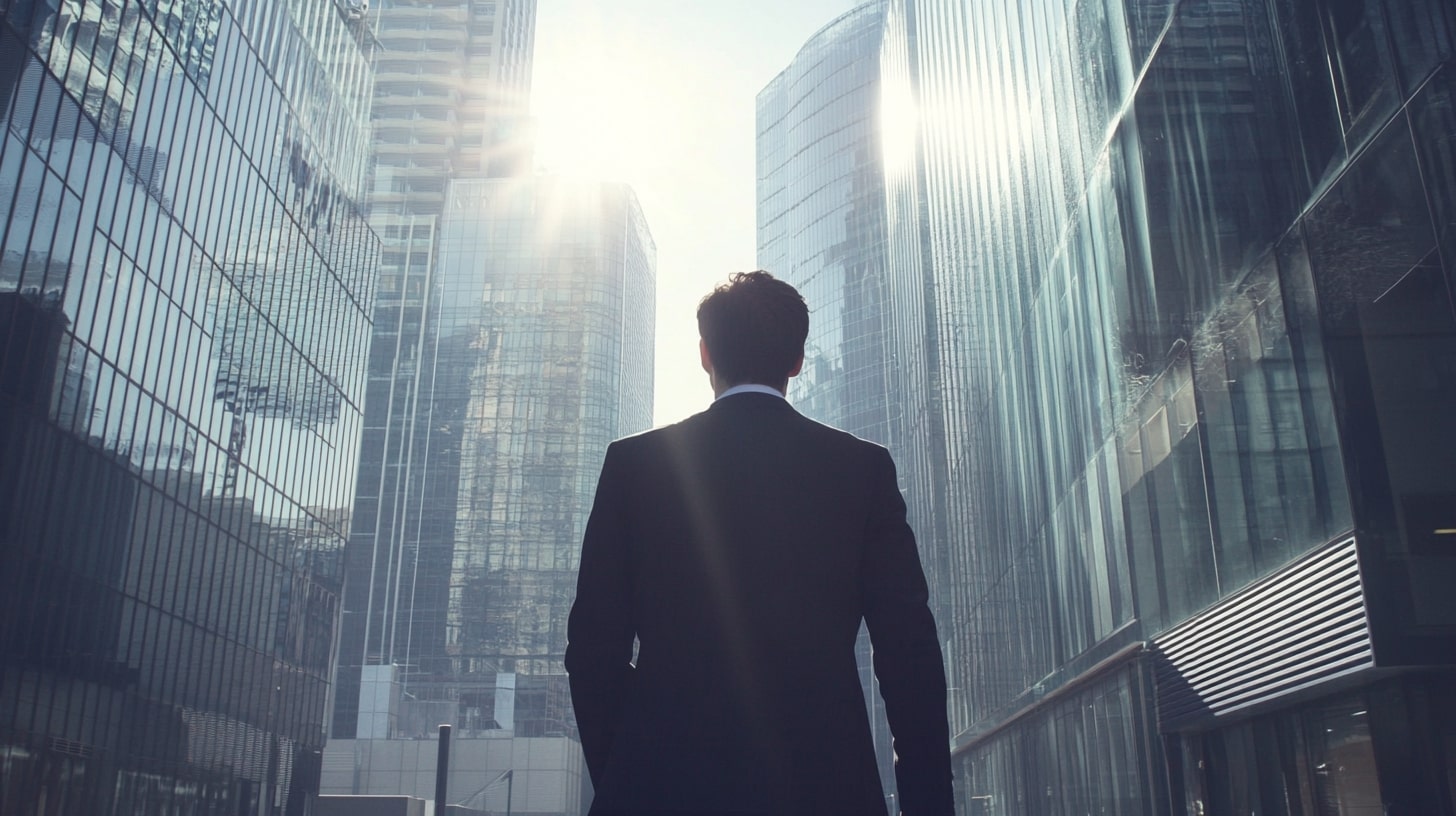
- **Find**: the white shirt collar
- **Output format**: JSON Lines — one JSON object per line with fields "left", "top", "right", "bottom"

{"left": 715, "top": 383, "right": 786, "bottom": 401}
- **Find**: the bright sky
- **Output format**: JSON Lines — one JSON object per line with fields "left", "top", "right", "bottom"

{"left": 530, "top": 0, "right": 862, "bottom": 426}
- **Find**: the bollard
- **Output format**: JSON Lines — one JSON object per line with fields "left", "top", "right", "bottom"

{"left": 435, "top": 723, "right": 452, "bottom": 816}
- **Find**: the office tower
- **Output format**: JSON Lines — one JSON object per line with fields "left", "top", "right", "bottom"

{"left": 0, "top": 1, "right": 380, "bottom": 813}
{"left": 759, "top": 2, "right": 893, "bottom": 444}
{"left": 883, "top": 0, "right": 1456, "bottom": 812}
{"left": 755, "top": 3, "right": 902, "bottom": 807}
{"left": 367, "top": 0, "right": 537, "bottom": 314}
{"left": 332, "top": 0, "right": 539, "bottom": 743}
{"left": 370, "top": 0, "right": 537, "bottom": 222}
{"left": 324, "top": 177, "right": 655, "bottom": 815}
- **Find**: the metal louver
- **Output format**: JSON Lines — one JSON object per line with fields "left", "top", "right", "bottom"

{"left": 1152, "top": 537, "right": 1372, "bottom": 731}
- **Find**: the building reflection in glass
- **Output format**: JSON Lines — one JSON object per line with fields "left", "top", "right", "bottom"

{"left": 0, "top": 1, "right": 379, "bottom": 813}
{"left": 326, "top": 177, "right": 653, "bottom": 815}
{"left": 880, "top": 0, "right": 1456, "bottom": 812}
{"left": 330, "top": 0, "right": 541, "bottom": 744}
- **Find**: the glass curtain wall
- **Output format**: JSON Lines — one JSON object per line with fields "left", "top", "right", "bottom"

{"left": 338, "top": 176, "right": 653, "bottom": 748}
{"left": 885, "top": 0, "right": 1456, "bottom": 811}
{"left": 427, "top": 177, "right": 654, "bottom": 737}
{"left": 0, "top": 1, "right": 380, "bottom": 813}
{"left": 332, "top": 0, "right": 539, "bottom": 740}
{"left": 758, "top": 2, "right": 893, "bottom": 446}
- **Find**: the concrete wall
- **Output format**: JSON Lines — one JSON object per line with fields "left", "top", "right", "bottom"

{"left": 321, "top": 735, "right": 588, "bottom": 816}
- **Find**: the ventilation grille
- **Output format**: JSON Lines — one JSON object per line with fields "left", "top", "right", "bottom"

{"left": 1153, "top": 538, "right": 1372, "bottom": 731}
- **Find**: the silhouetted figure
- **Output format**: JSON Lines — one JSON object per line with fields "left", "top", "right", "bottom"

{"left": 566, "top": 271, "right": 954, "bottom": 816}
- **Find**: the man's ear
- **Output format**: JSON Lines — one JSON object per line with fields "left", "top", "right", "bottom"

{"left": 788, "top": 353, "right": 804, "bottom": 378}
{"left": 700, "top": 338, "right": 714, "bottom": 375}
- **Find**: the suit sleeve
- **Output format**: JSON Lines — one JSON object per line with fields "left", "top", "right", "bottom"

{"left": 861, "top": 445, "right": 955, "bottom": 816}
{"left": 565, "top": 441, "right": 636, "bottom": 787}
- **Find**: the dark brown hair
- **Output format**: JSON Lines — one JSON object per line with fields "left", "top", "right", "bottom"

{"left": 696, "top": 271, "right": 809, "bottom": 388}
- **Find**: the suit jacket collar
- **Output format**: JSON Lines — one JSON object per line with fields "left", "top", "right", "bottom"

{"left": 706, "top": 391, "right": 797, "bottom": 414}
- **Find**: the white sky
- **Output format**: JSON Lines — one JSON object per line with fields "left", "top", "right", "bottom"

{"left": 530, "top": 0, "right": 863, "bottom": 426}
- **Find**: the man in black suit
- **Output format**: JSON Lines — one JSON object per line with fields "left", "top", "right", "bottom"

{"left": 565, "top": 271, "right": 954, "bottom": 815}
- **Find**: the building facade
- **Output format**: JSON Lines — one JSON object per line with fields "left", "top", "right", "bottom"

{"left": 880, "top": 0, "right": 1456, "bottom": 812}
{"left": 331, "top": 0, "right": 539, "bottom": 743}
{"left": 0, "top": 1, "right": 380, "bottom": 813}
{"left": 755, "top": 3, "right": 903, "bottom": 806}
{"left": 369, "top": 0, "right": 536, "bottom": 223}
{"left": 326, "top": 177, "right": 655, "bottom": 815}
{"left": 758, "top": 2, "right": 894, "bottom": 447}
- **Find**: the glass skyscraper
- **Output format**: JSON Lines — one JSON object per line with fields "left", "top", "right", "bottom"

{"left": 758, "top": 2, "right": 893, "bottom": 446}
{"left": 878, "top": 0, "right": 1456, "bottom": 812}
{"left": 330, "top": 0, "right": 539, "bottom": 743}
{"left": 369, "top": 0, "right": 536, "bottom": 223}
{"left": 324, "top": 177, "right": 655, "bottom": 815}
{"left": 0, "top": 1, "right": 379, "bottom": 813}
{"left": 755, "top": 3, "right": 902, "bottom": 806}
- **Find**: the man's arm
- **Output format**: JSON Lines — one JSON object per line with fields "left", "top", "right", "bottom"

{"left": 861, "top": 445, "right": 955, "bottom": 816}
{"left": 565, "top": 441, "right": 636, "bottom": 786}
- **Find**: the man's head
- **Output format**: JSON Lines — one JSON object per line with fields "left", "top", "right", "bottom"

{"left": 697, "top": 270, "right": 808, "bottom": 394}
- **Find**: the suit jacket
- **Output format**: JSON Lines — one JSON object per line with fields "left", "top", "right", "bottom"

{"left": 565, "top": 392, "right": 954, "bottom": 816}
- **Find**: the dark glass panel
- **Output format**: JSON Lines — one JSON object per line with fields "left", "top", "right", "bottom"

{"left": 1362, "top": 680, "right": 1456, "bottom": 813}
{"left": 1304, "top": 695, "right": 1384, "bottom": 813}
{"left": 1385, "top": 0, "right": 1456, "bottom": 95}
{"left": 1306, "top": 119, "right": 1453, "bottom": 562}
{"left": 1253, "top": 717, "right": 1311, "bottom": 816}
{"left": 0, "top": 26, "right": 25, "bottom": 131}
{"left": 1123, "top": 446, "right": 1166, "bottom": 629}
{"left": 1204, "top": 723, "right": 1262, "bottom": 816}
{"left": 1437, "top": 682, "right": 1456, "bottom": 809}
{"left": 1275, "top": 231, "right": 1355, "bottom": 539}
{"left": 1410, "top": 65, "right": 1456, "bottom": 298}
{"left": 1194, "top": 247, "right": 1355, "bottom": 596}
{"left": 0, "top": 136, "right": 25, "bottom": 282}
{"left": 958, "top": 666, "right": 1157, "bottom": 815}
{"left": 1131, "top": 0, "right": 1302, "bottom": 359}
{"left": 1120, "top": 356, "right": 1213, "bottom": 630}
{"left": 1324, "top": 0, "right": 1401, "bottom": 147}
{"left": 1157, "top": 426, "right": 1217, "bottom": 624}
{"left": 1123, "top": 0, "right": 1177, "bottom": 74}
{"left": 1271, "top": 0, "right": 1348, "bottom": 189}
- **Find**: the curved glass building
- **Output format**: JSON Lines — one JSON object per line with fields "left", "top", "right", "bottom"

{"left": 757, "top": 2, "right": 893, "bottom": 447}
{"left": 756, "top": 3, "right": 901, "bottom": 807}
{"left": 0, "top": 1, "right": 379, "bottom": 812}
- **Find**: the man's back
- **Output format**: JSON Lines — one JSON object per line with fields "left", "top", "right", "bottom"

{"left": 566, "top": 392, "right": 953, "bottom": 815}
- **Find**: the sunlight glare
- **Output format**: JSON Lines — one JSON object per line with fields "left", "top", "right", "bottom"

{"left": 956, "top": 78, "right": 1033, "bottom": 164}
{"left": 531, "top": 22, "right": 688, "bottom": 184}
{"left": 880, "top": 71, "right": 918, "bottom": 171}
{"left": 531, "top": 9, "right": 731, "bottom": 425}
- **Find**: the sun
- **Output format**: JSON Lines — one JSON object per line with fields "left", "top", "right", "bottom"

{"left": 529, "top": 19, "right": 686, "bottom": 184}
